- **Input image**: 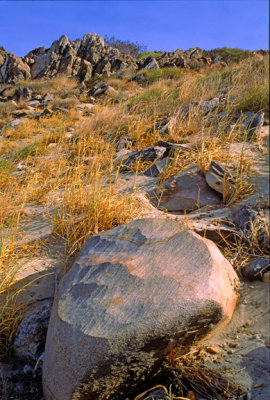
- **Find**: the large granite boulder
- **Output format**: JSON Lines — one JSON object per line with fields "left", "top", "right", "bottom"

{"left": 43, "top": 218, "right": 240, "bottom": 400}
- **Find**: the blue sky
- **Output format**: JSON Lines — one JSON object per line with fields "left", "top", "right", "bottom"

{"left": 0, "top": 1, "right": 269, "bottom": 56}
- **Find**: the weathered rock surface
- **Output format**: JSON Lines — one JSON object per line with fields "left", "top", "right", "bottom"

{"left": 13, "top": 300, "right": 53, "bottom": 364}
{"left": 0, "top": 35, "right": 243, "bottom": 84}
{"left": 143, "top": 157, "right": 172, "bottom": 177}
{"left": 43, "top": 218, "right": 240, "bottom": 400}
{"left": 151, "top": 166, "right": 222, "bottom": 212}
{"left": 0, "top": 49, "right": 31, "bottom": 83}
{"left": 242, "top": 111, "right": 264, "bottom": 139}
{"left": 241, "top": 257, "right": 270, "bottom": 281}
{"left": 205, "top": 160, "right": 235, "bottom": 196}
{"left": 119, "top": 146, "right": 166, "bottom": 172}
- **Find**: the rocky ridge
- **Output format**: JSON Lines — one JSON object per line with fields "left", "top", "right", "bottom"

{"left": 2, "top": 33, "right": 268, "bottom": 84}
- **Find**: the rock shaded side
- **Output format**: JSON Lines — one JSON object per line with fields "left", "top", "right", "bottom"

{"left": 43, "top": 218, "right": 240, "bottom": 400}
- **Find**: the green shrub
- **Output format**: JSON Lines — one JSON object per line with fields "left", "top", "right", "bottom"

{"left": 194, "top": 67, "right": 243, "bottom": 97}
{"left": 0, "top": 159, "right": 13, "bottom": 175}
{"left": 204, "top": 47, "right": 253, "bottom": 64}
{"left": 14, "top": 143, "right": 39, "bottom": 160}
{"left": 143, "top": 67, "right": 182, "bottom": 83}
{"left": 233, "top": 84, "right": 269, "bottom": 113}
{"left": 128, "top": 88, "right": 164, "bottom": 108}
{"left": 138, "top": 51, "right": 163, "bottom": 59}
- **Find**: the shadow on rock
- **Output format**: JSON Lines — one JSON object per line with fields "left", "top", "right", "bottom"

{"left": 242, "top": 346, "right": 270, "bottom": 400}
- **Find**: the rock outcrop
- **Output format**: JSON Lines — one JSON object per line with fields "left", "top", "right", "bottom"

{"left": 0, "top": 47, "right": 31, "bottom": 83}
{"left": 43, "top": 218, "right": 240, "bottom": 400}
{"left": 1, "top": 34, "right": 256, "bottom": 84}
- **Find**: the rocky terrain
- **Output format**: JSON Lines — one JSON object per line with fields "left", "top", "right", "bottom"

{"left": 0, "top": 34, "right": 269, "bottom": 400}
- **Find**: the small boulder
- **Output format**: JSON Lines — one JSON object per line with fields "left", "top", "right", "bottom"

{"left": 14, "top": 86, "right": 33, "bottom": 101}
{"left": 242, "top": 111, "right": 264, "bottom": 139}
{"left": 205, "top": 161, "right": 235, "bottom": 197}
{"left": 241, "top": 257, "right": 270, "bottom": 281}
{"left": 143, "top": 157, "right": 172, "bottom": 177}
{"left": 142, "top": 56, "right": 159, "bottom": 70}
{"left": 151, "top": 166, "right": 221, "bottom": 212}
{"left": 119, "top": 146, "right": 166, "bottom": 172}
{"left": 43, "top": 218, "right": 240, "bottom": 400}
{"left": 13, "top": 300, "right": 53, "bottom": 364}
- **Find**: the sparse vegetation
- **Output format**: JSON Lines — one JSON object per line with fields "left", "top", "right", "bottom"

{"left": 104, "top": 35, "right": 147, "bottom": 56}
{"left": 0, "top": 49, "right": 269, "bottom": 399}
{"left": 138, "top": 51, "right": 163, "bottom": 59}
{"left": 143, "top": 67, "right": 182, "bottom": 82}
{"left": 204, "top": 47, "right": 253, "bottom": 64}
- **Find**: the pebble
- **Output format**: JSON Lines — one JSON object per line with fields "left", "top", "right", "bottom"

{"left": 23, "top": 364, "right": 33, "bottom": 375}
{"left": 206, "top": 346, "right": 221, "bottom": 354}
{"left": 228, "top": 342, "right": 239, "bottom": 348}
{"left": 254, "top": 383, "right": 263, "bottom": 388}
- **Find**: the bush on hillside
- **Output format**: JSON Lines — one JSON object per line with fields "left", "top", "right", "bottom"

{"left": 104, "top": 35, "right": 147, "bottom": 57}
{"left": 204, "top": 47, "right": 253, "bottom": 64}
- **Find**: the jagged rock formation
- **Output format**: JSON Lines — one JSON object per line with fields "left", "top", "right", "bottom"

{"left": 1, "top": 34, "right": 269, "bottom": 84}
{"left": 0, "top": 47, "right": 31, "bottom": 83}
{"left": 1, "top": 34, "right": 258, "bottom": 84}
{"left": 0, "top": 33, "right": 137, "bottom": 83}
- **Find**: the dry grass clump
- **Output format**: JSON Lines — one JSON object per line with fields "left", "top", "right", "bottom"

{"left": 52, "top": 168, "right": 142, "bottom": 257}
{"left": 5, "top": 75, "right": 79, "bottom": 98}
{"left": 51, "top": 96, "right": 80, "bottom": 109}
{"left": 0, "top": 102, "right": 17, "bottom": 123}
{"left": 163, "top": 352, "right": 245, "bottom": 400}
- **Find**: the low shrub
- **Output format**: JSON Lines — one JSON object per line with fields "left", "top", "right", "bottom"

{"left": 128, "top": 88, "right": 164, "bottom": 108}
{"left": 143, "top": 67, "right": 182, "bottom": 83}
{"left": 138, "top": 51, "right": 163, "bottom": 59}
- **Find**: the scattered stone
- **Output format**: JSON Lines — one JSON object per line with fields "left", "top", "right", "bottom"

{"left": 12, "top": 107, "right": 35, "bottom": 118}
{"left": 88, "top": 81, "right": 108, "bottom": 96}
{"left": 142, "top": 56, "right": 159, "bottom": 70}
{"left": 151, "top": 166, "right": 221, "bottom": 212}
{"left": 116, "top": 135, "right": 132, "bottom": 151}
{"left": 52, "top": 106, "right": 69, "bottom": 114}
{"left": 23, "top": 364, "right": 33, "bottom": 375}
{"left": 156, "top": 140, "right": 193, "bottom": 157}
{"left": 40, "top": 107, "right": 53, "bottom": 118}
{"left": 13, "top": 300, "right": 53, "bottom": 364}
{"left": 241, "top": 257, "right": 270, "bottom": 281}
{"left": 113, "top": 148, "right": 132, "bottom": 164}
{"left": 206, "top": 347, "right": 221, "bottom": 355}
{"left": 205, "top": 161, "right": 235, "bottom": 197}
{"left": 243, "top": 111, "right": 264, "bottom": 139}
{"left": 43, "top": 218, "right": 240, "bottom": 400}
{"left": 7, "top": 118, "right": 27, "bottom": 127}
{"left": 182, "top": 97, "right": 219, "bottom": 117}
{"left": 76, "top": 103, "right": 94, "bottom": 112}
{"left": 232, "top": 205, "right": 257, "bottom": 234}
{"left": 27, "top": 99, "right": 41, "bottom": 107}
{"left": 143, "top": 157, "right": 173, "bottom": 177}
{"left": 131, "top": 73, "right": 148, "bottom": 85}
{"left": 14, "top": 86, "right": 33, "bottom": 101}
{"left": 119, "top": 146, "right": 166, "bottom": 172}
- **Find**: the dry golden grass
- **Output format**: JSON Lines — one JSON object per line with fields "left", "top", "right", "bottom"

{"left": 0, "top": 55, "right": 269, "bottom": 359}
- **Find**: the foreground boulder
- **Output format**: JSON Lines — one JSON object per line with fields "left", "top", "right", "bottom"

{"left": 43, "top": 218, "right": 240, "bottom": 400}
